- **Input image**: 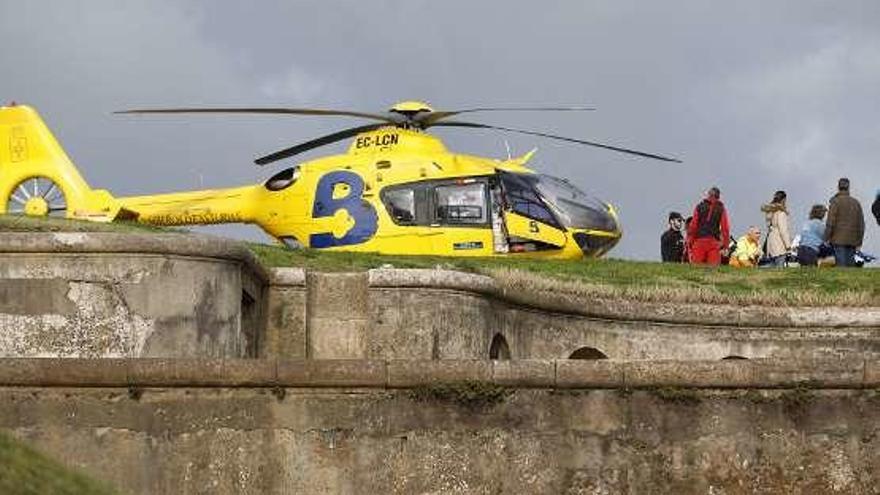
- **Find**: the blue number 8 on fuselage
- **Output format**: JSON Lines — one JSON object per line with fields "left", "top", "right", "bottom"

{"left": 309, "top": 171, "right": 378, "bottom": 248}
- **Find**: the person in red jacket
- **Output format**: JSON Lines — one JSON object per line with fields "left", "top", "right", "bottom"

{"left": 687, "top": 186, "right": 730, "bottom": 265}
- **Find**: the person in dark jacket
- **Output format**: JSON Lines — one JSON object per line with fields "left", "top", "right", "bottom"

{"left": 872, "top": 189, "right": 880, "bottom": 226}
{"left": 824, "top": 177, "right": 865, "bottom": 267}
{"left": 687, "top": 187, "right": 730, "bottom": 266}
{"left": 661, "top": 211, "right": 685, "bottom": 262}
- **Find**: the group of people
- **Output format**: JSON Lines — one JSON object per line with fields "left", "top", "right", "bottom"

{"left": 661, "top": 178, "right": 880, "bottom": 268}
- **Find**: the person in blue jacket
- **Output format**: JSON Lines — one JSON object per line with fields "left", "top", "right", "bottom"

{"left": 797, "top": 204, "right": 827, "bottom": 266}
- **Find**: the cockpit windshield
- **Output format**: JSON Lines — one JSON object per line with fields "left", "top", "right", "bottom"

{"left": 528, "top": 174, "right": 617, "bottom": 232}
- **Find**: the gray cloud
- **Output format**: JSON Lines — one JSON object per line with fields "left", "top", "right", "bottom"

{"left": 2, "top": 0, "right": 878, "bottom": 259}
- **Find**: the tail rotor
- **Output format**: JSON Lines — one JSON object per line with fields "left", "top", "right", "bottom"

{"left": 5, "top": 177, "right": 67, "bottom": 217}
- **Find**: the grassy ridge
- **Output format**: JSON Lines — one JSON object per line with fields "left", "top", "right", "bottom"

{"left": 2, "top": 216, "right": 877, "bottom": 306}
{"left": 249, "top": 243, "right": 879, "bottom": 306}
{"left": 0, "top": 432, "right": 116, "bottom": 495}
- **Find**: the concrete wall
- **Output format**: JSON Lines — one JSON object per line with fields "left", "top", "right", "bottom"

{"left": 0, "top": 233, "right": 266, "bottom": 358}
{"left": 266, "top": 268, "right": 880, "bottom": 361}
{"left": 1, "top": 358, "right": 878, "bottom": 494}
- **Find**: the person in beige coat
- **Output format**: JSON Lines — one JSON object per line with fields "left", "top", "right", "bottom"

{"left": 760, "top": 190, "right": 792, "bottom": 266}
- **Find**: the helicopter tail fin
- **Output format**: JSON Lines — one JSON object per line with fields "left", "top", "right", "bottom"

{"left": 0, "top": 103, "right": 118, "bottom": 219}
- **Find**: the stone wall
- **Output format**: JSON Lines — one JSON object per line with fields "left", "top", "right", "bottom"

{"left": 5, "top": 233, "right": 880, "bottom": 493}
{"left": 4, "top": 233, "right": 879, "bottom": 361}
{"left": 266, "top": 268, "right": 880, "bottom": 361}
{"left": 1, "top": 358, "right": 878, "bottom": 494}
{"left": 0, "top": 233, "right": 266, "bottom": 358}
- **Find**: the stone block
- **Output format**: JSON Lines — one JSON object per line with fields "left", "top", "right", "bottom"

{"left": 623, "top": 360, "right": 754, "bottom": 388}
{"left": 387, "top": 360, "right": 492, "bottom": 387}
{"left": 217, "top": 359, "right": 277, "bottom": 386}
{"left": 751, "top": 358, "right": 864, "bottom": 388}
{"left": 264, "top": 287, "right": 308, "bottom": 359}
{"left": 555, "top": 360, "right": 623, "bottom": 388}
{"left": 307, "top": 272, "right": 368, "bottom": 318}
{"left": 276, "top": 359, "right": 386, "bottom": 387}
{"left": 367, "top": 268, "right": 496, "bottom": 293}
{"left": 0, "top": 359, "right": 46, "bottom": 385}
{"left": 864, "top": 359, "right": 880, "bottom": 387}
{"left": 492, "top": 360, "right": 554, "bottom": 387}
{"left": 270, "top": 267, "right": 307, "bottom": 286}
{"left": 0, "top": 235, "right": 261, "bottom": 359}
{"left": 309, "top": 318, "right": 367, "bottom": 359}
{"left": 128, "top": 359, "right": 228, "bottom": 386}
{"left": 0, "top": 358, "right": 128, "bottom": 386}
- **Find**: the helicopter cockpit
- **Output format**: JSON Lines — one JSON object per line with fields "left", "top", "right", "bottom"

{"left": 528, "top": 174, "right": 617, "bottom": 232}
{"left": 496, "top": 171, "right": 620, "bottom": 256}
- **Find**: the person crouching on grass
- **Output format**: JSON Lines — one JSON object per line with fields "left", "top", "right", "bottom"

{"left": 729, "top": 226, "right": 763, "bottom": 268}
{"left": 797, "top": 204, "right": 827, "bottom": 267}
{"left": 687, "top": 187, "right": 730, "bottom": 266}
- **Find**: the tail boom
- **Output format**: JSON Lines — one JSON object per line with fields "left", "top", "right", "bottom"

{"left": 117, "top": 185, "right": 259, "bottom": 227}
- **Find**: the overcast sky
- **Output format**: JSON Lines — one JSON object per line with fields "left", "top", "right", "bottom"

{"left": 2, "top": 0, "right": 878, "bottom": 260}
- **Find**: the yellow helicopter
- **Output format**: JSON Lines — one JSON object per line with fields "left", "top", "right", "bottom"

{"left": 0, "top": 100, "right": 679, "bottom": 259}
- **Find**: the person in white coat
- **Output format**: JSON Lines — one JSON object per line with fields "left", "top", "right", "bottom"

{"left": 761, "top": 190, "right": 792, "bottom": 266}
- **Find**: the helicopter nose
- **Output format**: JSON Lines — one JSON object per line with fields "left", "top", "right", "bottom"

{"left": 571, "top": 204, "right": 621, "bottom": 256}
{"left": 574, "top": 232, "right": 620, "bottom": 258}
{"left": 573, "top": 231, "right": 621, "bottom": 256}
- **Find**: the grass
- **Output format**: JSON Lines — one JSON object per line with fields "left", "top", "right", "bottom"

{"left": 249, "top": 242, "right": 879, "bottom": 307}
{"left": 486, "top": 264, "right": 878, "bottom": 307}
{"left": 0, "top": 431, "right": 117, "bottom": 495}
{"left": 2, "top": 215, "right": 878, "bottom": 306}
{"left": 247, "top": 242, "right": 485, "bottom": 273}
{"left": 0, "top": 215, "right": 182, "bottom": 234}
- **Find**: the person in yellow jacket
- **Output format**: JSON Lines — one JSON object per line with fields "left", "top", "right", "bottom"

{"left": 729, "top": 226, "right": 763, "bottom": 267}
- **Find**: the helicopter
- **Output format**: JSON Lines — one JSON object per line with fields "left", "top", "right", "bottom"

{"left": 0, "top": 100, "right": 680, "bottom": 259}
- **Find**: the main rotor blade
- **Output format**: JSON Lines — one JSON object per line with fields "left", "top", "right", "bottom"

{"left": 254, "top": 123, "right": 388, "bottom": 165}
{"left": 115, "top": 107, "right": 398, "bottom": 124}
{"left": 431, "top": 121, "right": 682, "bottom": 163}
{"left": 416, "top": 106, "right": 595, "bottom": 126}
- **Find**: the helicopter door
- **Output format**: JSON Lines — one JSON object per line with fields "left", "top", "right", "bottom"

{"left": 428, "top": 179, "right": 494, "bottom": 255}
{"left": 499, "top": 173, "right": 567, "bottom": 250}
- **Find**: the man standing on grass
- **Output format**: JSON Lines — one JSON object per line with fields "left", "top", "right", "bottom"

{"left": 687, "top": 187, "right": 730, "bottom": 266}
{"left": 824, "top": 177, "right": 865, "bottom": 267}
{"left": 661, "top": 211, "right": 686, "bottom": 262}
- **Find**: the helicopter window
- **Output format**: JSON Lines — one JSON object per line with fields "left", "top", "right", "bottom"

{"left": 500, "top": 173, "right": 560, "bottom": 228}
{"left": 382, "top": 188, "right": 416, "bottom": 224}
{"left": 434, "top": 182, "right": 487, "bottom": 225}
